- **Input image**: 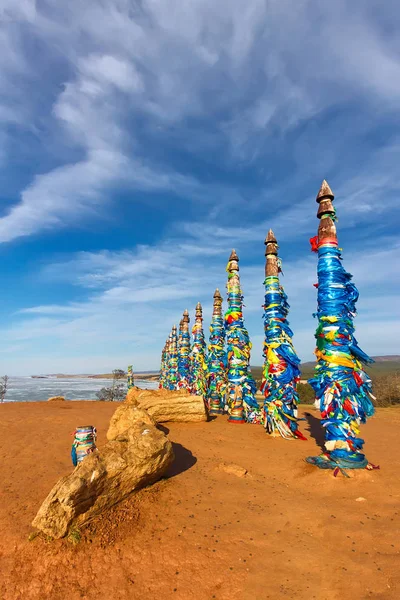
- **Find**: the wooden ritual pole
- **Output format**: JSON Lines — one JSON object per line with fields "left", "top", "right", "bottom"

{"left": 206, "top": 289, "right": 228, "bottom": 415}
{"left": 177, "top": 310, "right": 191, "bottom": 390}
{"left": 190, "top": 303, "right": 207, "bottom": 396}
{"left": 225, "top": 250, "right": 260, "bottom": 423}
{"left": 127, "top": 364, "right": 135, "bottom": 389}
{"left": 306, "top": 180, "right": 376, "bottom": 472}
{"left": 261, "top": 230, "right": 305, "bottom": 439}
{"left": 159, "top": 338, "right": 169, "bottom": 389}
{"left": 167, "top": 325, "right": 178, "bottom": 390}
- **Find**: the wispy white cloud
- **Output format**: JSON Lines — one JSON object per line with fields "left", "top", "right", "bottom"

{"left": 0, "top": 0, "right": 399, "bottom": 373}
{"left": 0, "top": 0, "right": 400, "bottom": 241}
{"left": 2, "top": 227, "right": 397, "bottom": 374}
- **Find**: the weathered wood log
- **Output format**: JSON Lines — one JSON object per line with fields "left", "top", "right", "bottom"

{"left": 32, "top": 420, "right": 173, "bottom": 538}
{"left": 107, "top": 404, "right": 155, "bottom": 440}
{"left": 126, "top": 387, "right": 208, "bottom": 423}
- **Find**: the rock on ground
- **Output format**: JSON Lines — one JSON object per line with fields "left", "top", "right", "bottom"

{"left": 107, "top": 404, "right": 155, "bottom": 440}
{"left": 32, "top": 421, "right": 174, "bottom": 539}
{"left": 218, "top": 463, "right": 248, "bottom": 477}
{"left": 126, "top": 388, "right": 208, "bottom": 423}
{"left": 47, "top": 396, "right": 65, "bottom": 402}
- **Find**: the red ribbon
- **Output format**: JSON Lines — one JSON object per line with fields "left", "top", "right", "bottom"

{"left": 318, "top": 237, "right": 339, "bottom": 247}
{"left": 353, "top": 372, "right": 363, "bottom": 387}
{"left": 310, "top": 236, "right": 319, "bottom": 252}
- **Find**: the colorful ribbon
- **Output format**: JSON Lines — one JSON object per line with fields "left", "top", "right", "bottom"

{"left": 206, "top": 290, "right": 228, "bottom": 414}
{"left": 71, "top": 426, "right": 97, "bottom": 466}
{"left": 177, "top": 311, "right": 191, "bottom": 390}
{"left": 190, "top": 303, "right": 207, "bottom": 396}
{"left": 127, "top": 365, "right": 134, "bottom": 389}
{"left": 158, "top": 341, "right": 168, "bottom": 389}
{"left": 225, "top": 252, "right": 260, "bottom": 423}
{"left": 307, "top": 242, "right": 375, "bottom": 469}
{"left": 261, "top": 276, "right": 306, "bottom": 439}
{"left": 167, "top": 327, "right": 178, "bottom": 390}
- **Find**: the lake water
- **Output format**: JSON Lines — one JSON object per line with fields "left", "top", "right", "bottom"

{"left": 1, "top": 376, "right": 159, "bottom": 402}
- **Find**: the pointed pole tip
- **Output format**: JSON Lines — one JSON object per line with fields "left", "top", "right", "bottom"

{"left": 265, "top": 229, "right": 277, "bottom": 244}
{"left": 316, "top": 179, "right": 334, "bottom": 202}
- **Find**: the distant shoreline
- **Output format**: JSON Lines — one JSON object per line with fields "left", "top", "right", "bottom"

{"left": 30, "top": 373, "right": 160, "bottom": 381}
{"left": 24, "top": 355, "right": 400, "bottom": 386}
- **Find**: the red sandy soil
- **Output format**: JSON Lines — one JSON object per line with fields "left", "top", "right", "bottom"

{"left": 0, "top": 401, "right": 399, "bottom": 600}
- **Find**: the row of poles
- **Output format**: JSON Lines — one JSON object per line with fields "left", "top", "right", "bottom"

{"left": 159, "top": 181, "right": 376, "bottom": 473}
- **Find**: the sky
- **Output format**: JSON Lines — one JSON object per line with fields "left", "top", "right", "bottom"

{"left": 0, "top": 0, "right": 399, "bottom": 375}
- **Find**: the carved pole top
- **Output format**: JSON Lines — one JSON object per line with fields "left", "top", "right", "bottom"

{"left": 213, "top": 288, "right": 223, "bottom": 315}
{"left": 229, "top": 249, "right": 239, "bottom": 262}
{"left": 227, "top": 249, "right": 240, "bottom": 273}
{"left": 264, "top": 228, "right": 278, "bottom": 255}
{"left": 195, "top": 302, "right": 203, "bottom": 319}
{"left": 182, "top": 309, "right": 190, "bottom": 330}
{"left": 316, "top": 179, "right": 334, "bottom": 203}
{"left": 316, "top": 180, "right": 337, "bottom": 244}
{"left": 264, "top": 229, "right": 279, "bottom": 277}
{"left": 265, "top": 229, "right": 277, "bottom": 244}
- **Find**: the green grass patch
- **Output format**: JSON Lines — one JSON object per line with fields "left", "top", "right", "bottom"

{"left": 67, "top": 528, "right": 81, "bottom": 545}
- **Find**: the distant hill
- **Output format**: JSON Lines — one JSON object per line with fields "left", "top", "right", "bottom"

{"left": 300, "top": 356, "right": 400, "bottom": 379}
{"left": 251, "top": 356, "right": 400, "bottom": 383}
{"left": 300, "top": 356, "right": 400, "bottom": 368}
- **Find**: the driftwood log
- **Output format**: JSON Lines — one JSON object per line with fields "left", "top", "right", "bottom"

{"left": 32, "top": 419, "right": 173, "bottom": 538}
{"left": 106, "top": 404, "right": 155, "bottom": 440}
{"left": 126, "top": 387, "right": 208, "bottom": 423}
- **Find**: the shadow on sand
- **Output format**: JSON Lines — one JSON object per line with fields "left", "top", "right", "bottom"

{"left": 156, "top": 425, "right": 197, "bottom": 479}
{"left": 164, "top": 442, "right": 197, "bottom": 479}
{"left": 304, "top": 412, "right": 325, "bottom": 451}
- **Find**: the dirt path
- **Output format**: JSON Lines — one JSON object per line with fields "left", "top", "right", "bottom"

{"left": 0, "top": 401, "right": 399, "bottom": 600}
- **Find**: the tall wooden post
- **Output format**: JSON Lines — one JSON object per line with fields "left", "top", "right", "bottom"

{"left": 306, "top": 180, "right": 375, "bottom": 472}
{"left": 206, "top": 289, "right": 228, "bottom": 415}
{"left": 190, "top": 302, "right": 207, "bottom": 396}
{"left": 177, "top": 309, "right": 191, "bottom": 390}
{"left": 225, "top": 250, "right": 260, "bottom": 423}
{"left": 261, "top": 230, "right": 306, "bottom": 439}
{"left": 159, "top": 337, "right": 169, "bottom": 389}
{"left": 167, "top": 325, "right": 178, "bottom": 390}
{"left": 127, "top": 365, "right": 134, "bottom": 389}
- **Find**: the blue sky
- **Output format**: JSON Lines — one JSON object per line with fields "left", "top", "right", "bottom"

{"left": 0, "top": 0, "right": 399, "bottom": 375}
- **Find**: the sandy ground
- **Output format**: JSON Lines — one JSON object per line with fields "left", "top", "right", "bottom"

{"left": 0, "top": 401, "right": 399, "bottom": 600}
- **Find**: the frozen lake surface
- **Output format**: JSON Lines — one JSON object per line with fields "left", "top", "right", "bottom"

{"left": 1, "top": 376, "right": 158, "bottom": 402}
